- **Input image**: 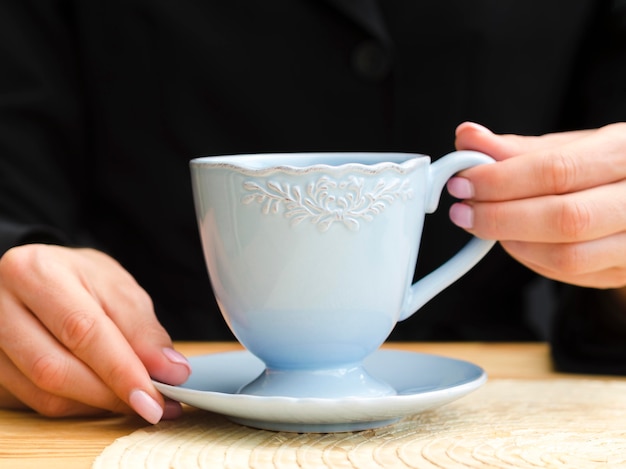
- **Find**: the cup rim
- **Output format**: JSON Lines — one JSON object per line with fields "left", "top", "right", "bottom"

{"left": 190, "top": 152, "right": 428, "bottom": 175}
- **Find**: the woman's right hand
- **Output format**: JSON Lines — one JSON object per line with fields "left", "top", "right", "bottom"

{"left": 0, "top": 244, "right": 191, "bottom": 423}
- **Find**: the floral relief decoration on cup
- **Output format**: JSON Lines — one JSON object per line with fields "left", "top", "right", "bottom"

{"left": 241, "top": 176, "right": 413, "bottom": 231}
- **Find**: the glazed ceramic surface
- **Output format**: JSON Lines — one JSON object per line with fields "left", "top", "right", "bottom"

{"left": 153, "top": 350, "right": 487, "bottom": 432}
{"left": 190, "top": 152, "right": 494, "bottom": 398}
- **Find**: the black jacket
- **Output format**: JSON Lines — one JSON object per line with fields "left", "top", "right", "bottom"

{"left": 1, "top": 0, "right": 626, "bottom": 372}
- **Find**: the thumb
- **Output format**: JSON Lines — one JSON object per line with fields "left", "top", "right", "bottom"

{"left": 131, "top": 324, "right": 191, "bottom": 386}
{"left": 454, "top": 122, "right": 593, "bottom": 161}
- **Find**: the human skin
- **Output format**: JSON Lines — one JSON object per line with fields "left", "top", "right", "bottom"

{"left": 450, "top": 121, "right": 626, "bottom": 300}
{"left": 0, "top": 246, "right": 191, "bottom": 423}
{"left": 1, "top": 122, "right": 625, "bottom": 422}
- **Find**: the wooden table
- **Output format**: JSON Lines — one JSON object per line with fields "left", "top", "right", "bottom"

{"left": 0, "top": 342, "right": 620, "bottom": 469}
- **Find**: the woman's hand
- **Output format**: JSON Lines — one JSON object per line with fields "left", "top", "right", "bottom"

{"left": 449, "top": 122, "right": 626, "bottom": 291}
{"left": 0, "top": 244, "right": 191, "bottom": 423}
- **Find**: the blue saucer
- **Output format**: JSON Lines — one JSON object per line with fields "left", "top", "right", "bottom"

{"left": 153, "top": 349, "right": 486, "bottom": 432}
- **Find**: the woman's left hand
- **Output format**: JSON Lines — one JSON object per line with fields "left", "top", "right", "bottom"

{"left": 449, "top": 121, "right": 626, "bottom": 294}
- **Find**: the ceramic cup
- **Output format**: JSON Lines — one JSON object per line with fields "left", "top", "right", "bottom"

{"left": 190, "top": 152, "right": 495, "bottom": 398}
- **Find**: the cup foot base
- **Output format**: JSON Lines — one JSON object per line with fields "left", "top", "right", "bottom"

{"left": 230, "top": 415, "right": 400, "bottom": 433}
{"left": 237, "top": 364, "right": 396, "bottom": 399}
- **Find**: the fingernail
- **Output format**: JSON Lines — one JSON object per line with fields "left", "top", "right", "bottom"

{"left": 449, "top": 203, "right": 474, "bottom": 229}
{"left": 162, "top": 400, "right": 183, "bottom": 420}
{"left": 129, "top": 389, "right": 163, "bottom": 424}
{"left": 163, "top": 347, "right": 192, "bottom": 374}
{"left": 447, "top": 177, "right": 474, "bottom": 199}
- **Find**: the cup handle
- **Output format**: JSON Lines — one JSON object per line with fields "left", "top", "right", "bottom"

{"left": 398, "top": 150, "right": 497, "bottom": 321}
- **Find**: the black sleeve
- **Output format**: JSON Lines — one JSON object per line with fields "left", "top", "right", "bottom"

{"left": 549, "top": 0, "right": 626, "bottom": 375}
{"left": 562, "top": 0, "right": 626, "bottom": 128}
{"left": 0, "top": 0, "right": 87, "bottom": 254}
{"left": 551, "top": 287, "right": 626, "bottom": 375}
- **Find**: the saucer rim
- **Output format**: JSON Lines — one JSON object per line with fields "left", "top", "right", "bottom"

{"left": 153, "top": 349, "right": 487, "bottom": 431}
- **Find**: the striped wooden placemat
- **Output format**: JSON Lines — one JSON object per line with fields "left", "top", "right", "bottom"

{"left": 93, "top": 379, "right": 626, "bottom": 468}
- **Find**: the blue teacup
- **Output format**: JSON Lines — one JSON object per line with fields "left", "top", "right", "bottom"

{"left": 190, "top": 152, "right": 495, "bottom": 398}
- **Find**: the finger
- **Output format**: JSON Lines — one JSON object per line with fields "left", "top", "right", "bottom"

{"left": 162, "top": 398, "right": 184, "bottom": 420}
{"left": 0, "top": 287, "right": 128, "bottom": 413}
{"left": 501, "top": 232, "right": 626, "bottom": 289}
{"left": 1, "top": 246, "right": 165, "bottom": 423}
{"left": 0, "top": 347, "right": 112, "bottom": 418}
{"left": 455, "top": 121, "right": 593, "bottom": 161}
{"left": 79, "top": 250, "right": 190, "bottom": 385}
{"left": 0, "top": 382, "right": 28, "bottom": 410}
{"left": 451, "top": 180, "right": 626, "bottom": 243}
{"left": 509, "top": 255, "right": 626, "bottom": 289}
{"left": 454, "top": 123, "right": 626, "bottom": 202}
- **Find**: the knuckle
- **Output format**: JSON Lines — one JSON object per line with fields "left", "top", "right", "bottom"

{"left": 555, "top": 200, "right": 591, "bottom": 241}
{"left": 59, "top": 309, "right": 98, "bottom": 354}
{"left": 111, "top": 280, "right": 154, "bottom": 314}
{"left": 126, "top": 285, "right": 154, "bottom": 312}
{"left": 0, "top": 244, "right": 61, "bottom": 288}
{"left": 130, "top": 319, "right": 169, "bottom": 348}
{"left": 0, "top": 246, "right": 34, "bottom": 284}
{"left": 29, "top": 353, "right": 69, "bottom": 393}
{"left": 542, "top": 151, "right": 578, "bottom": 195}
{"left": 102, "top": 358, "right": 134, "bottom": 390}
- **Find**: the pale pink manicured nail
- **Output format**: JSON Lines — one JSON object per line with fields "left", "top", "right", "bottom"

{"left": 449, "top": 203, "right": 474, "bottom": 229}
{"left": 447, "top": 177, "right": 474, "bottom": 199}
{"left": 163, "top": 347, "right": 192, "bottom": 374}
{"left": 129, "top": 389, "right": 163, "bottom": 424}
